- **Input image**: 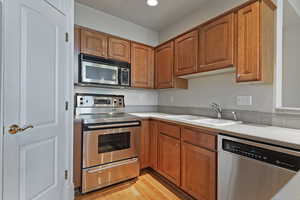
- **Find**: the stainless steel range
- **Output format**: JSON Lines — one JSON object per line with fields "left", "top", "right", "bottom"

{"left": 75, "top": 93, "right": 141, "bottom": 193}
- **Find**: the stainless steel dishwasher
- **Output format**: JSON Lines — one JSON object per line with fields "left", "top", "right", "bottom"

{"left": 218, "top": 134, "right": 300, "bottom": 200}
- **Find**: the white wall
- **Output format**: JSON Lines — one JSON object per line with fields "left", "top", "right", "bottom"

{"left": 158, "top": 0, "right": 276, "bottom": 113}
{"left": 282, "top": 13, "right": 300, "bottom": 108}
{"left": 75, "top": 3, "right": 159, "bottom": 106}
{"left": 75, "top": 3, "right": 159, "bottom": 46}
{"left": 159, "top": 73, "right": 274, "bottom": 112}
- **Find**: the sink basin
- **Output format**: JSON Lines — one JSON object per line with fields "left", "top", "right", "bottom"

{"left": 192, "top": 118, "right": 242, "bottom": 126}
{"left": 170, "top": 115, "right": 203, "bottom": 120}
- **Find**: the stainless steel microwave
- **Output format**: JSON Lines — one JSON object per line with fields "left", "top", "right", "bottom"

{"left": 79, "top": 54, "right": 131, "bottom": 87}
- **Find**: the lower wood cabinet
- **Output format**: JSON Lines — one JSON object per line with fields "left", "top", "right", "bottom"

{"left": 149, "top": 120, "right": 158, "bottom": 170}
{"left": 158, "top": 133, "right": 181, "bottom": 186}
{"left": 181, "top": 142, "right": 216, "bottom": 200}
{"left": 145, "top": 120, "right": 217, "bottom": 200}
{"left": 140, "top": 120, "right": 150, "bottom": 169}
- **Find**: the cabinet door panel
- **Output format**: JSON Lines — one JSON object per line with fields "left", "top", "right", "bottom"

{"left": 199, "top": 13, "right": 235, "bottom": 72}
{"left": 237, "top": 2, "right": 261, "bottom": 82}
{"left": 175, "top": 30, "right": 198, "bottom": 76}
{"left": 149, "top": 120, "right": 158, "bottom": 170}
{"left": 131, "top": 43, "right": 154, "bottom": 88}
{"left": 108, "top": 37, "right": 130, "bottom": 62}
{"left": 81, "top": 29, "right": 108, "bottom": 58}
{"left": 158, "top": 133, "right": 180, "bottom": 186}
{"left": 140, "top": 120, "right": 150, "bottom": 169}
{"left": 181, "top": 142, "right": 216, "bottom": 200}
{"left": 155, "top": 42, "right": 174, "bottom": 88}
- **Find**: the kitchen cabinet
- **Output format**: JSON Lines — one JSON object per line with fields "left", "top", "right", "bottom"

{"left": 158, "top": 132, "right": 181, "bottom": 186}
{"left": 80, "top": 28, "right": 108, "bottom": 58}
{"left": 199, "top": 13, "right": 235, "bottom": 72}
{"left": 74, "top": 26, "right": 81, "bottom": 84}
{"left": 174, "top": 30, "right": 198, "bottom": 76}
{"left": 236, "top": 0, "right": 275, "bottom": 82}
{"left": 108, "top": 37, "right": 131, "bottom": 63}
{"left": 131, "top": 42, "right": 154, "bottom": 88}
{"left": 149, "top": 120, "right": 158, "bottom": 170}
{"left": 181, "top": 128, "right": 217, "bottom": 200}
{"left": 155, "top": 41, "right": 188, "bottom": 89}
{"left": 181, "top": 142, "right": 216, "bottom": 200}
{"left": 140, "top": 120, "right": 150, "bottom": 169}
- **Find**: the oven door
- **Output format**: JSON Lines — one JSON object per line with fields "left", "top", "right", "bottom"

{"left": 83, "top": 124, "right": 140, "bottom": 168}
{"left": 81, "top": 61, "right": 119, "bottom": 85}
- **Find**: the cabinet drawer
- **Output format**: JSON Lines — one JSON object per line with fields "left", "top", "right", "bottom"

{"left": 181, "top": 128, "right": 216, "bottom": 150}
{"left": 159, "top": 122, "right": 180, "bottom": 139}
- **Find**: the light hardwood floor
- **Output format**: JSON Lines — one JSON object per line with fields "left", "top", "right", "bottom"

{"left": 75, "top": 171, "right": 192, "bottom": 200}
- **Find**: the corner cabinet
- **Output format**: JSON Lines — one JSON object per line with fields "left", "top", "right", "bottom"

{"left": 155, "top": 41, "right": 188, "bottom": 89}
{"left": 149, "top": 120, "right": 158, "bottom": 170}
{"left": 198, "top": 13, "right": 235, "bottom": 72}
{"left": 236, "top": 0, "right": 275, "bottom": 82}
{"left": 131, "top": 42, "right": 154, "bottom": 88}
{"left": 108, "top": 37, "right": 131, "bottom": 63}
{"left": 80, "top": 28, "right": 108, "bottom": 58}
{"left": 174, "top": 30, "right": 198, "bottom": 76}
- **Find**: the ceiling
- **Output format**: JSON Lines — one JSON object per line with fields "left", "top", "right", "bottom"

{"left": 75, "top": 0, "right": 210, "bottom": 31}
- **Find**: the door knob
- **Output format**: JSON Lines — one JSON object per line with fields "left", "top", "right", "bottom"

{"left": 8, "top": 124, "right": 34, "bottom": 135}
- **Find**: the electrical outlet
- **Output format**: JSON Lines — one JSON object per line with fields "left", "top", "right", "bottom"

{"left": 237, "top": 96, "right": 252, "bottom": 106}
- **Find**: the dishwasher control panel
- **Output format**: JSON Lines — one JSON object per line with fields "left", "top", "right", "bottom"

{"left": 223, "top": 139, "right": 300, "bottom": 171}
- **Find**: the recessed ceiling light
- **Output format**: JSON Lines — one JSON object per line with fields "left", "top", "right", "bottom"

{"left": 146, "top": 0, "right": 158, "bottom": 7}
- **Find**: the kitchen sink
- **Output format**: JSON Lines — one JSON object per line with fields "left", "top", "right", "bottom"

{"left": 170, "top": 115, "right": 204, "bottom": 120}
{"left": 192, "top": 118, "right": 242, "bottom": 126}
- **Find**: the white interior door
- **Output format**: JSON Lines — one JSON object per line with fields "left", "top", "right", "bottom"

{"left": 3, "top": 0, "right": 68, "bottom": 199}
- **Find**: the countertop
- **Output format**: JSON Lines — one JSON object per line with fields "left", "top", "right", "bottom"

{"left": 130, "top": 112, "right": 300, "bottom": 150}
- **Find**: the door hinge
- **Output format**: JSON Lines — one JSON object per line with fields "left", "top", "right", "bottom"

{"left": 65, "top": 32, "right": 69, "bottom": 42}
{"left": 64, "top": 170, "right": 68, "bottom": 180}
{"left": 65, "top": 101, "right": 69, "bottom": 111}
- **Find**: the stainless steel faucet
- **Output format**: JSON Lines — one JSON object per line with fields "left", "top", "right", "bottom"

{"left": 210, "top": 103, "right": 222, "bottom": 119}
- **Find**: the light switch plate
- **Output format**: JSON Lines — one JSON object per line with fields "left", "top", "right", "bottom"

{"left": 237, "top": 96, "right": 252, "bottom": 106}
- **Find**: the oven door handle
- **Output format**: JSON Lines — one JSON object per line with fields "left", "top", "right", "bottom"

{"left": 86, "top": 121, "right": 140, "bottom": 129}
{"left": 86, "top": 158, "right": 139, "bottom": 173}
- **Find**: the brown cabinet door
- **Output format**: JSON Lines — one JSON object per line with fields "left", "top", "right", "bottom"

{"left": 140, "top": 120, "right": 150, "bottom": 169}
{"left": 149, "top": 120, "right": 158, "bottom": 170}
{"left": 80, "top": 29, "right": 108, "bottom": 58}
{"left": 131, "top": 43, "right": 154, "bottom": 88}
{"left": 108, "top": 37, "right": 130, "bottom": 62}
{"left": 199, "top": 13, "right": 235, "bottom": 72}
{"left": 237, "top": 2, "right": 261, "bottom": 82}
{"left": 158, "top": 133, "right": 180, "bottom": 186}
{"left": 181, "top": 142, "right": 216, "bottom": 200}
{"left": 155, "top": 41, "right": 174, "bottom": 89}
{"left": 174, "top": 30, "right": 198, "bottom": 76}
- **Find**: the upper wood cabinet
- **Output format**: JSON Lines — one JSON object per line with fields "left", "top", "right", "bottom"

{"left": 199, "top": 13, "right": 235, "bottom": 72}
{"left": 131, "top": 42, "right": 154, "bottom": 88}
{"left": 174, "top": 30, "right": 198, "bottom": 76}
{"left": 236, "top": 0, "right": 275, "bottom": 82}
{"left": 158, "top": 133, "right": 181, "bottom": 186}
{"left": 80, "top": 28, "right": 108, "bottom": 58}
{"left": 108, "top": 37, "right": 131, "bottom": 63}
{"left": 181, "top": 142, "right": 216, "bottom": 200}
{"left": 155, "top": 41, "right": 188, "bottom": 89}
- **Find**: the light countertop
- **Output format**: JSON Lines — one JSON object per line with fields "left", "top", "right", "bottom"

{"left": 130, "top": 112, "right": 300, "bottom": 150}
